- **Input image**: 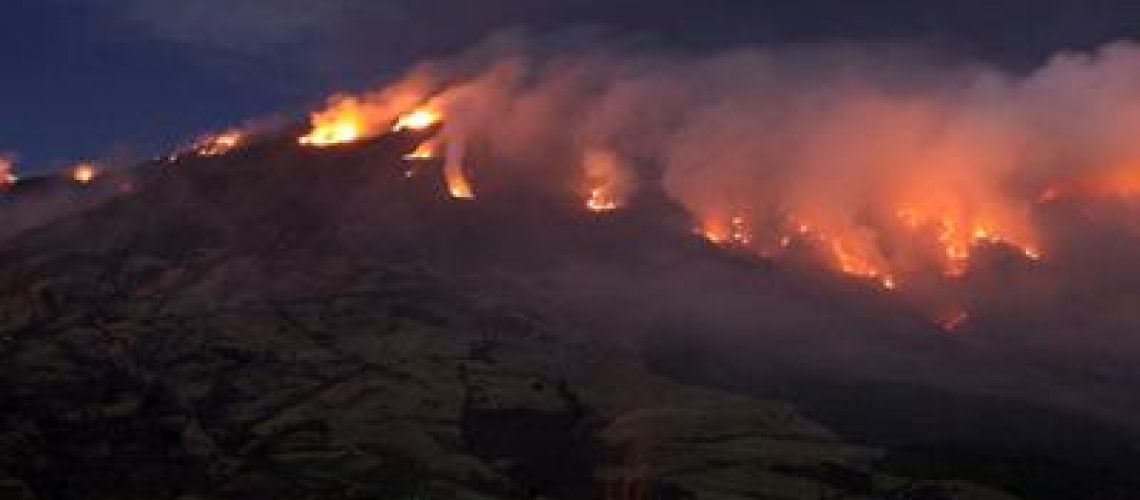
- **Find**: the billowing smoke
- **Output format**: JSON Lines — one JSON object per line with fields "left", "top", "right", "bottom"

{"left": 305, "top": 39, "right": 1140, "bottom": 289}
{"left": 292, "top": 37, "right": 1140, "bottom": 423}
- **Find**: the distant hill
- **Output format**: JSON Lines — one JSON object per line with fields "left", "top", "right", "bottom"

{"left": 0, "top": 131, "right": 1133, "bottom": 499}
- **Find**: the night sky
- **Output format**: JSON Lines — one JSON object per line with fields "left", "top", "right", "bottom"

{"left": 5, "top": 0, "right": 1140, "bottom": 174}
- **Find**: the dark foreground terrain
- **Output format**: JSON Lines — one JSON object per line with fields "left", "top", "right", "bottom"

{"left": 0, "top": 134, "right": 1136, "bottom": 499}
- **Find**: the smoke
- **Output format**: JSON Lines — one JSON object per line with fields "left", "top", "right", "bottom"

{"left": 293, "top": 36, "right": 1140, "bottom": 423}
{"left": 320, "top": 39, "right": 1140, "bottom": 285}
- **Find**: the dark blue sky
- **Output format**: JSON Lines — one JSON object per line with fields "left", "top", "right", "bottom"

{"left": 5, "top": 0, "right": 1140, "bottom": 174}
{"left": 0, "top": 0, "right": 330, "bottom": 172}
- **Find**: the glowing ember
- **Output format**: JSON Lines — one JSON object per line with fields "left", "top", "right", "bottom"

{"left": 729, "top": 216, "right": 751, "bottom": 245}
{"left": 701, "top": 214, "right": 751, "bottom": 246}
{"left": 939, "top": 310, "right": 970, "bottom": 333}
{"left": 699, "top": 223, "right": 727, "bottom": 244}
{"left": 586, "top": 188, "right": 620, "bottom": 212}
{"left": 194, "top": 130, "right": 244, "bottom": 156}
{"left": 828, "top": 239, "right": 895, "bottom": 290}
{"left": 582, "top": 150, "right": 629, "bottom": 213}
{"left": 392, "top": 109, "right": 442, "bottom": 132}
{"left": 71, "top": 163, "right": 97, "bottom": 184}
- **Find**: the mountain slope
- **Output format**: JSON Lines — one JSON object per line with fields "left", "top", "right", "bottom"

{"left": 0, "top": 132, "right": 1069, "bottom": 499}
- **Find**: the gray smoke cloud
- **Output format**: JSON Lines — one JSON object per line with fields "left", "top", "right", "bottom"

{"left": 301, "top": 36, "right": 1140, "bottom": 425}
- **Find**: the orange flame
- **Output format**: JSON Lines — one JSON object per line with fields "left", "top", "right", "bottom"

{"left": 0, "top": 155, "right": 16, "bottom": 188}
{"left": 71, "top": 163, "right": 97, "bottom": 184}
{"left": 784, "top": 218, "right": 896, "bottom": 290}
{"left": 403, "top": 139, "right": 439, "bottom": 161}
{"left": 700, "top": 214, "right": 754, "bottom": 248}
{"left": 392, "top": 108, "right": 442, "bottom": 132}
{"left": 829, "top": 239, "right": 896, "bottom": 289}
{"left": 893, "top": 206, "right": 1041, "bottom": 278}
{"left": 445, "top": 162, "right": 475, "bottom": 199}
{"left": 299, "top": 97, "right": 367, "bottom": 147}
{"left": 587, "top": 188, "right": 620, "bottom": 212}
{"left": 194, "top": 129, "right": 244, "bottom": 157}
{"left": 582, "top": 150, "right": 629, "bottom": 213}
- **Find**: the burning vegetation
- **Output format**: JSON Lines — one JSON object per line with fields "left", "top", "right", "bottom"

{"left": 18, "top": 38, "right": 1140, "bottom": 338}
{"left": 193, "top": 129, "right": 245, "bottom": 157}
{"left": 392, "top": 109, "right": 442, "bottom": 132}
{"left": 0, "top": 154, "right": 16, "bottom": 188}
{"left": 70, "top": 163, "right": 98, "bottom": 185}
{"left": 283, "top": 40, "right": 1140, "bottom": 298}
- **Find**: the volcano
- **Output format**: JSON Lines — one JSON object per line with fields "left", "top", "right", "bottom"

{"left": 1, "top": 124, "right": 1138, "bottom": 500}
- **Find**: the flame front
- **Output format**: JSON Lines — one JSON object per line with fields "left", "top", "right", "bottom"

{"left": 194, "top": 130, "right": 244, "bottom": 156}
{"left": 392, "top": 109, "right": 442, "bottom": 132}
{"left": 893, "top": 205, "right": 1041, "bottom": 277}
{"left": 299, "top": 97, "right": 367, "bottom": 147}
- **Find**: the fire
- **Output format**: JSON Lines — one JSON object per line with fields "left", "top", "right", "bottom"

{"left": 587, "top": 188, "right": 620, "bottom": 212}
{"left": 829, "top": 239, "right": 895, "bottom": 289}
{"left": 392, "top": 109, "right": 442, "bottom": 132}
{"left": 701, "top": 214, "right": 752, "bottom": 246}
{"left": 299, "top": 97, "right": 367, "bottom": 147}
{"left": 582, "top": 150, "right": 630, "bottom": 213}
{"left": 0, "top": 155, "right": 16, "bottom": 188}
{"left": 783, "top": 218, "right": 896, "bottom": 289}
{"left": 300, "top": 104, "right": 441, "bottom": 148}
{"left": 403, "top": 139, "right": 439, "bottom": 160}
{"left": 300, "top": 121, "right": 361, "bottom": 147}
{"left": 71, "top": 163, "right": 97, "bottom": 184}
{"left": 194, "top": 129, "right": 244, "bottom": 156}
{"left": 445, "top": 162, "right": 475, "bottom": 199}
{"left": 893, "top": 207, "right": 1041, "bottom": 277}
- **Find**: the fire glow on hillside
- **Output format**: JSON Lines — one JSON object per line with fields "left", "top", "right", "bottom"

{"left": 0, "top": 155, "right": 16, "bottom": 188}
{"left": 287, "top": 41, "right": 1140, "bottom": 299}
{"left": 193, "top": 130, "right": 245, "bottom": 157}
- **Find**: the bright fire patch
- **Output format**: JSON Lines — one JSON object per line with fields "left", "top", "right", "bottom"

{"left": 194, "top": 130, "right": 244, "bottom": 157}
{"left": 0, "top": 155, "right": 16, "bottom": 188}
{"left": 300, "top": 122, "right": 361, "bottom": 147}
{"left": 392, "top": 109, "right": 442, "bottom": 133}
{"left": 72, "top": 164, "right": 97, "bottom": 184}
{"left": 893, "top": 207, "right": 1041, "bottom": 278}
{"left": 299, "top": 97, "right": 369, "bottom": 147}
{"left": 403, "top": 139, "right": 439, "bottom": 161}
{"left": 586, "top": 188, "right": 620, "bottom": 212}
